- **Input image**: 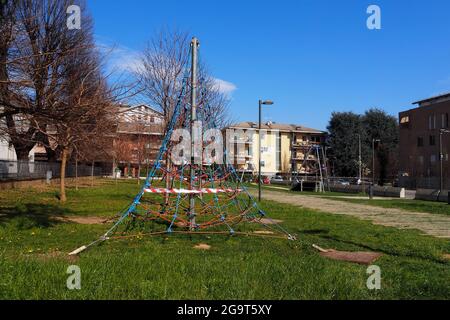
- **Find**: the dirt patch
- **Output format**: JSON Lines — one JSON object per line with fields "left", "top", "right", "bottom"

{"left": 25, "top": 251, "right": 79, "bottom": 263}
{"left": 260, "top": 218, "right": 283, "bottom": 225}
{"left": 319, "top": 250, "right": 382, "bottom": 265}
{"left": 56, "top": 216, "right": 109, "bottom": 225}
{"left": 253, "top": 230, "right": 275, "bottom": 235}
{"left": 194, "top": 243, "right": 211, "bottom": 250}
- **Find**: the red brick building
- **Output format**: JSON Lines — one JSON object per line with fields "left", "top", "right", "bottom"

{"left": 399, "top": 93, "right": 450, "bottom": 189}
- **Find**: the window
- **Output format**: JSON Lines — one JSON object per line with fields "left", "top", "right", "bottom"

{"left": 430, "top": 135, "right": 436, "bottom": 146}
{"left": 429, "top": 115, "right": 436, "bottom": 130}
{"left": 418, "top": 156, "right": 424, "bottom": 165}
{"left": 276, "top": 134, "right": 281, "bottom": 171}
{"left": 431, "top": 155, "right": 437, "bottom": 163}
{"left": 400, "top": 116, "right": 410, "bottom": 124}
{"left": 417, "top": 137, "right": 424, "bottom": 147}
{"left": 443, "top": 113, "right": 450, "bottom": 128}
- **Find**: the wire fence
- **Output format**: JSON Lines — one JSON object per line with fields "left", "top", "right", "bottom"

{"left": 398, "top": 176, "right": 450, "bottom": 190}
{"left": 0, "top": 160, "right": 110, "bottom": 181}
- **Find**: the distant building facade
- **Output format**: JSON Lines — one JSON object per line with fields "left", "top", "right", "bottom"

{"left": 223, "top": 122, "right": 327, "bottom": 178}
{"left": 399, "top": 93, "right": 450, "bottom": 189}
{"left": 114, "top": 104, "right": 164, "bottom": 177}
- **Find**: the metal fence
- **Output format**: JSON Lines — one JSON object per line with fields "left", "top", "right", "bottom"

{"left": 0, "top": 160, "right": 110, "bottom": 181}
{"left": 398, "top": 176, "right": 450, "bottom": 190}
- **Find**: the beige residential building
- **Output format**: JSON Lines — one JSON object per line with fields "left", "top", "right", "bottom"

{"left": 224, "top": 122, "right": 327, "bottom": 177}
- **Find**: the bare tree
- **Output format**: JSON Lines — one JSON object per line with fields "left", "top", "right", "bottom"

{"left": 0, "top": 0, "right": 123, "bottom": 202}
{"left": 49, "top": 50, "right": 118, "bottom": 202}
{"left": 0, "top": 0, "right": 90, "bottom": 167}
{"left": 137, "top": 28, "right": 232, "bottom": 130}
{"left": 0, "top": 0, "right": 36, "bottom": 172}
{"left": 136, "top": 29, "right": 232, "bottom": 202}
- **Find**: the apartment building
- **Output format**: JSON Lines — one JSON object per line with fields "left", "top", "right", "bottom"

{"left": 399, "top": 92, "right": 450, "bottom": 189}
{"left": 224, "top": 122, "right": 327, "bottom": 177}
{"left": 114, "top": 104, "right": 164, "bottom": 177}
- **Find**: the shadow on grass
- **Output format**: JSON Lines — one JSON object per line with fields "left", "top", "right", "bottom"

{"left": 298, "top": 229, "right": 330, "bottom": 235}
{"left": 0, "top": 203, "right": 73, "bottom": 230}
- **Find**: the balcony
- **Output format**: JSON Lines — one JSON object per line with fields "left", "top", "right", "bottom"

{"left": 291, "top": 141, "right": 320, "bottom": 149}
{"left": 117, "top": 122, "right": 164, "bottom": 135}
{"left": 236, "top": 154, "right": 253, "bottom": 159}
{"left": 233, "top": 138, "right": 253, "bottom": 144}
{"left": 292, "top": 155, "right": 316, "bottom": 161}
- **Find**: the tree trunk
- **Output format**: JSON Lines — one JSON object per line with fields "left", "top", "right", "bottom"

{"left": 137, "top": 164, "right": 141, "bottom": 185}
{"left": 75, "top": 155, "right": 78, "bottom": 190}
{"left": 60, "top": 148, "right": 68, "bottom": 203}
{"left": 165, "top": 155, "right": 171, "bottom": 205}
{"left": 16, "top": 148, "right": 31, "bottom": 178}
{"left": 91, "top": 160, "right": 94, "bottom": 187}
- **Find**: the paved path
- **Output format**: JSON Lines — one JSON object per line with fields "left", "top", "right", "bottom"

{"left": 251, "top": 190, "right": 450, "bottom": 239}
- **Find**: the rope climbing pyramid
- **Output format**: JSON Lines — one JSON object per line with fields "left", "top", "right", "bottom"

{"left": 69, "top": 38, "right": 295, "bottom": 255}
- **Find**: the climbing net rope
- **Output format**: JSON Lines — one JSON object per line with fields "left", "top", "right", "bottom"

{"left": 69, "top": 40, "right": 295, "bottom": 255}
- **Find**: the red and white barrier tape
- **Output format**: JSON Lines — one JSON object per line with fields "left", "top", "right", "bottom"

{"left": 144, "top": 188, "right": 242, "bottom": 194}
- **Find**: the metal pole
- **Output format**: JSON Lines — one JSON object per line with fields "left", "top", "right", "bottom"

{"left": 440, "top": 130, "right": 443, "bottom": 192}
{"left": 258, "top": 100, "right": 262, "bottom": 202}
{"left": 189, "top": 37, "right": 199, "bottom": 231}
{"left": 317, "top": 147, "right": 323, "bottom": 192}
{"left": 358, "top": 134, "right": 362, "bottom": 183}
{"left": 372, "top": 138, "right": 375, "bottom": 185}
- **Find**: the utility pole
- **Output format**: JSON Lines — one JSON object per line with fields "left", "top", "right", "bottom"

{"left": 189, "top": 37, "right": 199, "bottom": 231}
{"left": 257, "top": 99, "right": 274, "bottom": 202}
{"left": 258, "top": 100, "right": 262, "bottom": 202}
{"left": 358, "top": 134, "right": 362, "bottom": 183}
{"left": 439, "top": 129, "right": 450, "bottom": 192}
{"left": 372, "top": 139, "right": 380, "bottom": 185}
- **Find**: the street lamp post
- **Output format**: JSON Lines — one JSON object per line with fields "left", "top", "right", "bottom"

{"left": 258, "top": 99, "right": 274, "bottom": 202}
{"left": 358, "top": 134, "right": 362, "bottom": 184}
{"left": 439, "top": 129, "right": 450, "bottom": 193}
{"left": 372, "top": 138, "right": 381, "bottom": 185}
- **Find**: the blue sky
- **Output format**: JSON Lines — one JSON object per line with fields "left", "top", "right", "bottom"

{"left": 88, "top": 0, "right": 450, "bottom": 130}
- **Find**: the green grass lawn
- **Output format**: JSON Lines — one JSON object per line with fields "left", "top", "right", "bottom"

{"left": 328, "top": 197, "right": 450, "bottom": 216}
{"left": 246, "top": 183, "right": 364, "bottom": 197}
{"left": 0, "top": 179, "right": 449, "bottom": 299}
{"left": 251, "top": 183, "right": 450, "bottom": 216}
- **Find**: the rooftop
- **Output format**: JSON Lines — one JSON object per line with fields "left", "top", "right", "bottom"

{"left": 117, "top": 104, "right": 164, "bottom": 116}
{"left": 413, "top": 92, "right": 450, "bottom": 105}
{"left": 227, "top": 121, "right": 325, "bottom": 134}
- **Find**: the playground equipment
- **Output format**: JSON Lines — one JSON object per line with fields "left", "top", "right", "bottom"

{"left": 292, "top": 144, "right": 330, "bottom": 192}
{"left": 69, "top": 38, "right": 294, "bottom": 255}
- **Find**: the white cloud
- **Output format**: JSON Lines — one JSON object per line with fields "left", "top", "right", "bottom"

{"left": 213, "top": 78, "right": 237, "bottom": 95}
{"left": 109, "top": 49, "right": 143, "bottom": 73}
{"left": 96, "top": 40, "right": 143, "bottom": 74}
{"left": 96, "top": 38, "right": 238, "bottom": 96}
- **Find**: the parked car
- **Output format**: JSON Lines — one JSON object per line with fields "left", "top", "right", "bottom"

{"left": 335, "top": 179, "right": 350, "bottom": 186}
{"left": 270, "top": 175, "right": 284, "bottom": 184}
